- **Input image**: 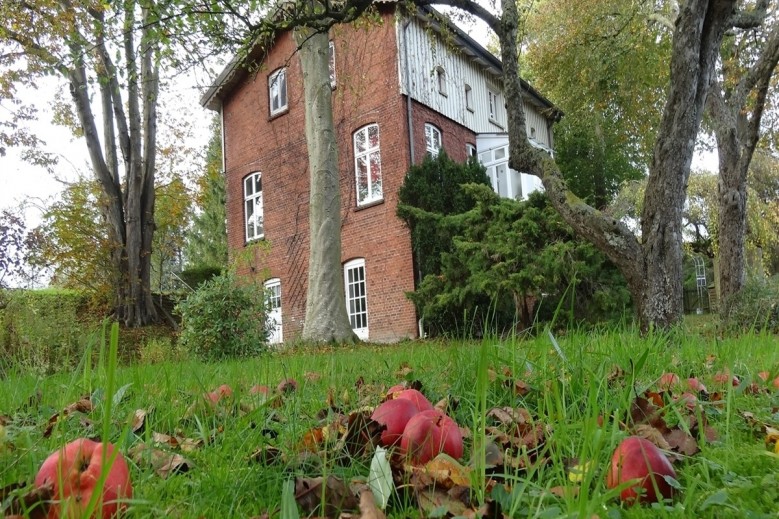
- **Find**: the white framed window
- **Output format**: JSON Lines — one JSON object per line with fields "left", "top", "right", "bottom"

{"left": 353, "top": 124, "right": 383, "bottom": 205}
{"left": 488, "top": 89, "right": 500, "bottom": 124}
{"left": 329, "top": 40, "right": 336, "bottom": 88}
{"left": 464, "top": 84, "right": 473, "bottom": 112}
{"left": 344, "top": 258, "right": 368, "bottom": 340}
{"left": 435, "top": 66, "right": 447, "bottom": 96}
{"left": 264, "top": 278, "right": 283, "bottom": 344}
{"left": 425, "top": 123, "right": 442, "bottom": 157}
{"left": 269, "top": 68, "right": 287, "bottom": 116}
{"left": 466, "top": 143, "right": 477, "bottom": 158}
{"left": 244, "top": 172, "right": 264, "bottom": 241}
{"left": 478, "top": 145, "right": 522, "bottom": 200}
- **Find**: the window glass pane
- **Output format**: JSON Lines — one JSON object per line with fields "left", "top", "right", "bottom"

{"left": 254, "top": 174, "right": 262, "bottom": 193}
{"left": 368, "top": 125, "right": 379, "bottom": 148}
{"left": 495, "top": 147, "right": 506, "bottom": 160}
{"left": 369, "top": 151, "right": 382, "bottom": 198}
{"left": 355, "top": 129, "right": 366, "bottom": 154}
{"left": 329, "top": 41, "right": 336, "bottom": 86}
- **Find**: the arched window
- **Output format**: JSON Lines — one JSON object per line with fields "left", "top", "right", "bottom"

{"left": 353, "top": 124, "right": 382, "bottom": 205}
{"left": 425, "top": 123, "right": 442, "bottom": 157}
{"left": 435, "top": 66, "right": 447, "bottom": 96}
{"left": 243, "top": 172, "right": 263, "bottom": 241}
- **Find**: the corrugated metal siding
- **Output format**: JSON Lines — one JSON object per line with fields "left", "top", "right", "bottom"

{"left": 398, "top": 17, "right": 552, "bottom": 150}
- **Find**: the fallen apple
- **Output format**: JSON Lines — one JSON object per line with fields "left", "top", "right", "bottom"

{"left": 249, "top": 384, "right": 271, "bottom": 396}
{"left": 393, "top": 389, "right": 434, "bottom": 413}
{"left": 35, "top": 438, "right": 132, "bottom": 518}
{"left": 606, "top": 436, "right": 676, "bottom": 504}
{"left": 400, "top": 409, "right": 463, "bottom": 464}
{"left": 687, "top": 377, "right": 707, "bottom": 393}
{"left": 658, "top": 372, "right": 679, "bottom": 390}
{"left": 371, "top": 398, "right": 420, "bottom": 446}
{"left": 215, "top": 384, "right": 233, "bottom": 398}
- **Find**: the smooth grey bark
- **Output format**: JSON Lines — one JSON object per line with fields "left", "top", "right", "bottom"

{"left": 295, "top": 26, "right": 357, "bottom": 343}
{"left": 708, "top": 15, "right": 779, "bottom": 310}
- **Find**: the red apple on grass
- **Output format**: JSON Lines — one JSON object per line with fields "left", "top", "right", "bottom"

{"left": 606, "top": 436, "right": 676, "bottom": 504}
{"left": 35, "top": 438, "right": 132, "bottom": 518}
{"left": 371, "top": 398, "right": 420, "bottom": 446}
{"left": 393, "top": 389, "right": 434, "bottom": 412}
{"left": 400, "top": 409, "right": 463, "bottom": 464}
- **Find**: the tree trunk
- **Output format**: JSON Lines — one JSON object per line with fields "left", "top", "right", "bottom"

{"left": 295, "top": 26, "right": 358, "bottom": 343}
{"left": 710, "top": 19, "right": 779, "bottom": 310}
{"left": 716, "top": 130, "right": 748, "bottom": 312}
{"left": 492, "top": 0, "right": 735, "bottom": 331}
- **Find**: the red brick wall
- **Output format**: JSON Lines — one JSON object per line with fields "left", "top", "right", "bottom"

{"left": 410, "top": 102, "right": 477, "bottom": 164}
{"left": 221, "top": 12, "right": 421, "bottom": 342}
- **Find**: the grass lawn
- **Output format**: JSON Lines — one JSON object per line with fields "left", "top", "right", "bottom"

{"left": 1, "top": 325, "right": 779, "bottom": 518}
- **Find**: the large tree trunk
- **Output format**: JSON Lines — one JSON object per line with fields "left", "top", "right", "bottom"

{"left": 709, "top": 18, "right": 779, "bottom": 310}
{"left": 295, "top": 25, "right": 357, "bottom": 343}
{"left": 492, "top": 0, "right": 735, "bottom": 331}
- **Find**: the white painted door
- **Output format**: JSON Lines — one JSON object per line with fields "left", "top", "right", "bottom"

{"left": 264, "top": 279, "right": 283, "bottom": 344}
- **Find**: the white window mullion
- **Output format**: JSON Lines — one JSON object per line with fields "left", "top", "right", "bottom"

{"left": 344, "top": 259, "right": 368, "bottom": 340}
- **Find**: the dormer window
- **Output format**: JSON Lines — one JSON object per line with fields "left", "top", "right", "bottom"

{"left": 530, "top": 127, "right": 537, "bottom": 140}
{"left": 464, "top": 83, "right": 473, "bottom": 112}
{"left": 435, "top": 66, "right": 447, "bottom": 96}
{"left": 488, "top": 89, "right": 498, "bottom": 123}
{"left": 269, "top": 68, "right": 287, "bottom": 116}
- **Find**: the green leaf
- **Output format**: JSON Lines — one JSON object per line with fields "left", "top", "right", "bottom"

{"left": 368, "top": 446, "right": 393, "bottom": 510}
{"left": 280, "top": 479, "right": 299, "bottom": 519}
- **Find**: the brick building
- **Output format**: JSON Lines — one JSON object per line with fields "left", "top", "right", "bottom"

{"left": 201, "top": 4, "right": 559, "bottom": 343}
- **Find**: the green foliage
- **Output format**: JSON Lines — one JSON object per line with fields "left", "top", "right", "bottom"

{"left": 152, "top": 174, "right": 193, "bottom": 292}
{"left": 180, "top": 266, "right": 223, "bottom": 290}
{"left": 553, "top": 118, "right": 644, "bottom": 207}
{"left": 176, "top": 272, "right": 269, "bottom": 361}
{"left": 396, "top": 152, "right": 491, "bottom": 280}
{"left": 185, "top": 118, "right": 228, "bottom": 271}
{"left": 0, "top": 289, "right": 101, "bottom": 375}
{"left": 411, "top": 188, "right": 631, "bottom": 336}
{"left": 723, "top": 275, "right": 779, "bottom": 334}
{"left": 38, "top": 178, "right": 117, "bottom": 307}
{"left": 524, "top": 0, "right": 669, "bottom": 209}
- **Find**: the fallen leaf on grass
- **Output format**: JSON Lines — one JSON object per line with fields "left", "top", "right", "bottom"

{"left": 294, "top": 476, "right": 359, "bottom": 517}
{"left": 416, "top": 484, "right": 473, "bottom": 518}
{"left": 407, "top": 454, "right": 471, "bottom": 489}
{"left": 43, "top": 396, "right": 94, "bottom": 438}
{"left": 248, "top": 445, "right": 284, "bottom": 465}
{"left": 129, "top": 444, "right": 194, "bottom": 478}
{"left": 0, "top": 481, "right": 52, "bottom": 519}
{"left": 340, "top": 483, "right": 387, "bottom": 519}
{"left": 131, "top": 408, "right": 149, "bottom": 434}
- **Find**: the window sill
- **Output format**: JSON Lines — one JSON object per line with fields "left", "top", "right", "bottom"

{"left": 438, "top": 90, "right": 448, "bottom": 97}
{"left": 269, "top": 107, "right": 289, "bottom": 121}
{"left": 356, "top": 198, "right": 385, "bottom": 211}
{"left": 244, "top": 236, "right": 266, "bottom": 246}
{"left": 489, "top": 118, "right": 504, "bottom": 130}
{"left": 466, "top": 107, "right": 474, "bottom": 113}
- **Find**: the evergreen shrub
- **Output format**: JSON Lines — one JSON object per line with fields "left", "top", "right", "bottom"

{"left": 176, "top": 272, "right": 269, "bottom": 361}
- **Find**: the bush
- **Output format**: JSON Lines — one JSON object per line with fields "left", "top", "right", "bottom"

{"left": 0, "top": 288, "right": 101, "bottom": 375}
{"left": 176, "top": 272, "right": 269, "bottom": 361}
{"left": 723, "top": 275, "right": 779, "bottom": 334}
{"left": 179, "top": 266, "right": 223, "bottom": 290}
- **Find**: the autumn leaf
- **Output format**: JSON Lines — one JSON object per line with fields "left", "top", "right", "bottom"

{"left": 294, "top": 476, "right": 359, "bottom": 516}
{"left": 43, "top": 396, "right": 94, "bottom": 438}
{"left": 129, "top": 444, "right": 194, "bottom": 479}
